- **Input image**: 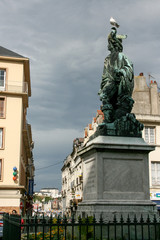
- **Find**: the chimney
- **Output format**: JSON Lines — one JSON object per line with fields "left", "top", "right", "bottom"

{"left": 139, "top": 72, "right": 144, "bottom": 76}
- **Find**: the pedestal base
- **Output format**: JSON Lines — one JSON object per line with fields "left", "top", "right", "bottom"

{"left": 77, "top": 200, "right": 157, "bottom": 221}
{"left": 77, "top": 136, "right": 157, "bottom": 220}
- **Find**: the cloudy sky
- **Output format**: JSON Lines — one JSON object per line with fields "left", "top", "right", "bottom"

{"left": 0, "top": 0, "right": 160, "bottom": 191}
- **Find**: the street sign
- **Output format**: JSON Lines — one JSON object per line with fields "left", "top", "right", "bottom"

{"left": 29, "top": 179, "right": 34, "bottom": 196}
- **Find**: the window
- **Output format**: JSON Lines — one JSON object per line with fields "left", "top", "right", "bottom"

{"left": 144, "top": 126, "right": 155, "bottom": 143}
{"left": 0, "top": 98, "right": 5, "bottom": 118}
{"left": 0, "top": 128, "right": 3, "bottom": 148}
{"left": 151, "top": 162, "right": 160, "bottom": 185}
{"left": 0, "top": 70, "right": 6, "bottom": 91}
{"left": 71, "top": 181, "right": 73, "bottom": 188}
{"left": 0, "top": 160, "right": 2, "bottom": 180}
{"left": 79, "top": 174, "right": 83, "bottom": 183}
{"left": 76, "top": 177, "right": 78, "bottom": 185}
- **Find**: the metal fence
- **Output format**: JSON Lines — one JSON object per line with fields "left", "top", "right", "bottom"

{"left": 3, "top": 213, "right": 21, "bottom": 240}
{"left": 3, "top": 213, "right": 160, "bottom": 240}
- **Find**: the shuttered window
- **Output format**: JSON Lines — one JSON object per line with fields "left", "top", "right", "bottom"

{"left": 0, "top": 98, "right": 5, "bottom": 118}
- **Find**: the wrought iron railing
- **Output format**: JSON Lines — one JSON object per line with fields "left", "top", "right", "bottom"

{"left": 3, "top": 213, "right": 160, "bottom": 240}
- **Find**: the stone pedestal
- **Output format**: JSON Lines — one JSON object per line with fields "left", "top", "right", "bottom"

{"left": 77, "top": 136, "right": 157, "bottom": 220}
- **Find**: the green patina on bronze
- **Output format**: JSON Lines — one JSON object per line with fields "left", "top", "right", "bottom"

{"left": 93, "top": 24, "right": 143, "bottom": 138}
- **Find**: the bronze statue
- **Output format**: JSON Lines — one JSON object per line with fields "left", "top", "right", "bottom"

{"left": 98, "top": 25, "right": 134, "bottom": 123}
{"left": 91, "top": 18, "right": 143, "bottom": 138}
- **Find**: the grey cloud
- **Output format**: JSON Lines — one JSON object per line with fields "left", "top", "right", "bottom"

{"left": 0, "top": 0, "right": 160, "bottom": 190}
{"left": 33, "top": 128, "right": 84, "bottom": 189}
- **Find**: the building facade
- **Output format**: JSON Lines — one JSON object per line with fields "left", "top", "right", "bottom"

{"left": 61, "top": 74, "right": 160, "bottom": 214}
{"left": 132, "top": 74, "right": 160, "bottom": 208}
{"left": 0, "top": 46, "right": 34, "bottom": 214}
{"left": 61, "top": 138, "right": 84, "bottom": 216}
{"left": 35, "top": 188, "right": 61, "bottom": 198}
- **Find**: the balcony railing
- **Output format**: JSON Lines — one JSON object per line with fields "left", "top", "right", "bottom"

{"left": 0, "top": 81, "right": 28, "bottom": 94}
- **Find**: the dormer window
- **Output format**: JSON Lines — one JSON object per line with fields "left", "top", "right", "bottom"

{"left": 0, "top": 70, "right": 6, "bottom": 91}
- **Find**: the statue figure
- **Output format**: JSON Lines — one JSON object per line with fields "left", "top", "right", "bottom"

{"left": 90, "top": 18, "right": 144, "bottom": 138}
{"left": 98, "top": 26, "right": 134, "bottom": 123}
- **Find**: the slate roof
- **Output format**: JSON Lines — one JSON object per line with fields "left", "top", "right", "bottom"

{"left": 0, "top": 46, "right": 25, "bottom": 58}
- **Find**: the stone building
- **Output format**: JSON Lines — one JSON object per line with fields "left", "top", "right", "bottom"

{"left": 35, "top": 188, "right": 61, "bottom": 198}
{"left": 61, "top": 138, "right": 84, "bottom": 216}
{"left": 0, "top": 46, "right": 34, "bottom": 214}
{"left": 61, "top": 74, "right": 160, "bottom": 214}
{"left": 132, "top": 73, "right": 160, "bottom": 209}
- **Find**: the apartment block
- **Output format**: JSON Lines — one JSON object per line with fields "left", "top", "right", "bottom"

{"left": 0, "top": 46, "right": 34, "bottom": 214}
{"left": 61, "top": 138, "right": 84, "bottom": 216}
{"left": 132, "top": 74, "right": 160, "bottom": 209}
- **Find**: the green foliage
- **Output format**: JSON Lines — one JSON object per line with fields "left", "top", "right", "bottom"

{"left": 22, "top": 218, "right": 65, "bottom": 240}
{"left": 33, "top": 195, "right": 53, "bottom": 203}
{"left": 44, "top": 196, "right": 53, "bottom": 203}
{"left": 80, "top": 216, "right": 94, "bottom": 240}
{"left": 33, "top": 195, "right": 43, "bottom": 203}
{"left": 21, "top": 216, "right": 122, "bottom": 240}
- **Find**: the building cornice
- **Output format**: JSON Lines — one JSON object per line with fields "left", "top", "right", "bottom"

{"left": 136, "top": 114, "right": 160, "bottom": 124}
{"left": 0, "top": 91, "right": 28, "bottom": 108}
{"left": 0, "top": 56, "right": 28, "bottom": 61}
{"left": 0, "top": 185, "right": 25, "bottom": 190}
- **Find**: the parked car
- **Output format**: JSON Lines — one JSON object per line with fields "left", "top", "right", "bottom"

{"left": 0, "top": 212, "right": 5, "bottom": 238}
